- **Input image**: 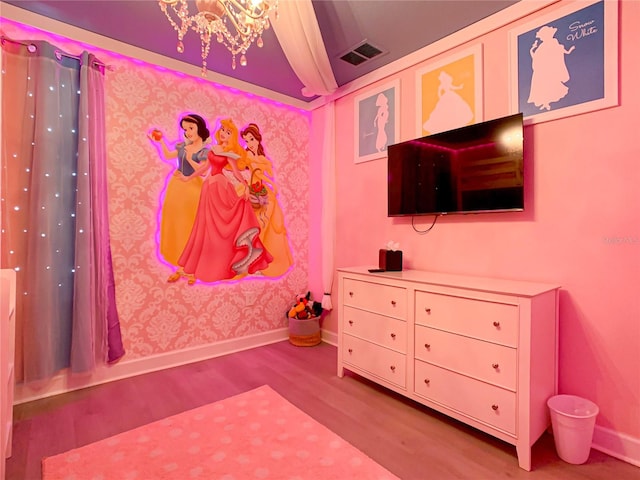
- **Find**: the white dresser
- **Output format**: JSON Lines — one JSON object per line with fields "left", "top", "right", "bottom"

{"left": 1, "top": 269, "right": 16, "bottom": 480}
{"left": 337, "top": 267, "right": 560, "bottom": 471}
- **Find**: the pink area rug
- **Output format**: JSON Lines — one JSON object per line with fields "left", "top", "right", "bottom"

{"left": 42, "top": 385, "right": 399, "bottom": 479}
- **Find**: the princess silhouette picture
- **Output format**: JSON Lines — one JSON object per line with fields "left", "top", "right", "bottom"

{"left": 354, "top": 80, "right": 399, "bottom": 163}
{"left": 422, "top": 71, "right": 473, "bottom": 135}
{"left": 417, "top": 45, "right": 482, "bottom": 137}
{"left": 527, "top": 26, "right": 575, "bottom": 111}
{"left": 373, "top": 93, "right": 389, "bottom": 153}
{"left": 510, "top": 0, "right": 617, "bottom": 123}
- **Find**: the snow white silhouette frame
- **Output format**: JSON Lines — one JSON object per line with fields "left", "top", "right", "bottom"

{"left": 509, "top": 0, "right": 618, "bottom": 125}
{"left": 416, "top": 45, "right": 483, "bottom": 137}
{"left": 354, "top": 80, "right": 400, "bottom": 163}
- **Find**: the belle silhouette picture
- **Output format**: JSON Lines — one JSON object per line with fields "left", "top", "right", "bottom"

{"left": 148, "top": 115, "right": 293, "bottom": 286}
{"left": 422, "top": 71, "right": 473, "bottom": 134}
{"left": 419, "top": 50, "right": 479, "bottom": 136}
{"left": 515, "top": 0, "right": 606, "bottom": 117}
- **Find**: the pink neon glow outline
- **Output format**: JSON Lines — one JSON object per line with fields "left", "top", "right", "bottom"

{"left": 1, "top": 17, "right": 309, "bottom": 114}
{"left": 151, "top": 115, "right": 298, "bottom": 286}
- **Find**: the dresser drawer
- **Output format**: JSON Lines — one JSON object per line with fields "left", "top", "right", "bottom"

{"left": 414, "top": 360, "right": 516, "bottom": 434}
{"left": 415, "top": 291, "right": 518, "bottom": 347}
{"left": 343, "top": 334, "right": 407, "bottom": 388}
{"left": 415, "top": 325, "right": 516, "bottom": 390}
{"left": 343, "top": 306, "right": 407, "bottom": 353}
{"left": 343, "top": 279, "right": 407, "bottom": 320}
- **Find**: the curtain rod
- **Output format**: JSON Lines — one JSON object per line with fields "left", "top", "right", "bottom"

{"left": 54, "top": 49, "right": 112, "bottom": 71}
{"left": 1, "top": 36, "right": 112, "bottom": 70}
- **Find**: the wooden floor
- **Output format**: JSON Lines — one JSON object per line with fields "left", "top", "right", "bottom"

{"left": 6, "top": 341, "right": 639, "bottom": 479}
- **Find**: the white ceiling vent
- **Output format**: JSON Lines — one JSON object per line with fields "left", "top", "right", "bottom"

{"left": 339, "top": 41, "right": 385, "bottom": 66}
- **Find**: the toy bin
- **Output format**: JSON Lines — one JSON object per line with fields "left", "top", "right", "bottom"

{"left": 547, "top": 394, "right": 599, "bottom": 464}
{"left": 288, "top": 317, "right": 321, "bottom": 346}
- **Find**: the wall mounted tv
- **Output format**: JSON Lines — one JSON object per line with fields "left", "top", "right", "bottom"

{"left": 388, "top": 113, "right": 524, "bottom": 216}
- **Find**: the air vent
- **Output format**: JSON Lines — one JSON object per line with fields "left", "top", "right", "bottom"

{"left": 340, "top": 51, "right": 368, "bottom": 66}
{"left": 354, "top": 43, "right": 382, "bottom": 59}
{"left": 339, "top": 42, "right": 385, "bottom": 66}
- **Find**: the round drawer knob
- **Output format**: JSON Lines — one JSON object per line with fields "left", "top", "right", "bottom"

{"left": 491, "top": 404, "right": 499, "bottom": 411}
{"left": 348, "top": 348, "right": 353, "bottom": 354}
{"left": 424, "top": 343, "right": 431, "bottom": 350}
{"left": 492, "top": 363, "right": 499, "bottom": 369}
{"left": 425, "top": 308, "right": 432, "bottom": 314}
{"left": 424, "top": 379, "right": 430, "bottom": 385}
{"left": 348, "top": 320, "right": 354, "bottom": 325}
{"left": 390, "top": 365, "right": 396, "bottom": 372}
{"left": 349, "top": 291, "right": 354, "bottom": 297}
{"left": 391, "top": 300, "right": 396, "bottom": 306}
{"left": 493, "top": 321, "right": 500, "bottom": 328}
{"left": 390, "top": 333, "right": 396, "bottom": 339}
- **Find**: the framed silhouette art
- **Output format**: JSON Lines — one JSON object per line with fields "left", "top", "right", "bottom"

{"left": 416, "top": 44, "right": 483, "bottom": 137}
{"left": 509, "top": 0, "right": 618, "bottom": 124}
{"left": 354, "top": 80, "right": 400, "bottom": 164}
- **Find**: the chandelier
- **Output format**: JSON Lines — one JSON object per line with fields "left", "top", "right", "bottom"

{"left": 159, "top": 0, "right": 278, "bottom": 75}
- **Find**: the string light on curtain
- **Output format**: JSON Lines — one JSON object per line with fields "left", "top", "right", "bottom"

{"left": 158, "top": 0, "right": 278, "bottom": 74}
{"left": 1, "top": 36, "right": 125, "bottom": 380}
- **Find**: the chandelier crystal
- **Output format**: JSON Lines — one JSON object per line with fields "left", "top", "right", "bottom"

{"left": 159, "top": 0, "right": 278, "bottom": 75}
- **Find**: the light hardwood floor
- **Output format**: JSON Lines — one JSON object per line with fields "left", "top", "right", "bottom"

{"left": 6, "top": 341, "right": 639, "bottom": 479}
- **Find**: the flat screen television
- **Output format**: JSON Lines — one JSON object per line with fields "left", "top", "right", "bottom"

{"left": 388, "top": 113, "right": 524, "bottom": 216}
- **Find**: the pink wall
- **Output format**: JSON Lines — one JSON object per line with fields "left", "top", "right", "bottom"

{"left": 328, "top": 0, "right": 640, "bottom": 449}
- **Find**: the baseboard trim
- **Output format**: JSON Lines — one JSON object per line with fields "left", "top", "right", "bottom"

{"left": 592, "top": 424, "right": 640, "bottom": 468}
{"left": 321, "top": 329, "right": 338, "bottom": 346}
{"left": 14, "top": 328, "right": 289, "bottom": 404}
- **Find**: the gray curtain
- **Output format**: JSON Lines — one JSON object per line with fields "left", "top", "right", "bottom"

{"left": 1, "top": 37, "right": 125, "bottom": 382}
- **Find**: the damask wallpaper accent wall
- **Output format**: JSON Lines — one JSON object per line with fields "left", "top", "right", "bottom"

{"left": 3, "top": 21, "right": 312, "bottom": 362}
{"left": 106, "top": 66, "right": 311, "bottom": 359}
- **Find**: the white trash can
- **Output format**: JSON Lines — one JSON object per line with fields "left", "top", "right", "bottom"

{"left": 547, "top": 394, "right": 599, "bottom": 464}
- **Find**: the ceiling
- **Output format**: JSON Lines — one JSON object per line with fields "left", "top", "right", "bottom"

{"left": 3, "top": 0, "right": 520, "bottom": 103}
